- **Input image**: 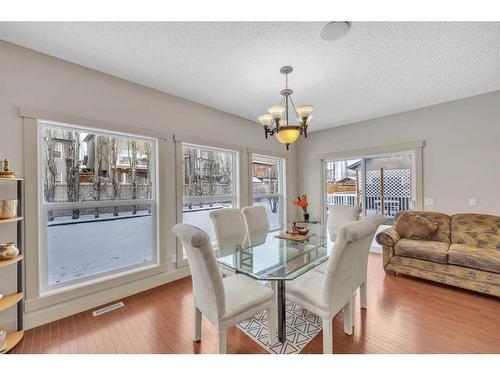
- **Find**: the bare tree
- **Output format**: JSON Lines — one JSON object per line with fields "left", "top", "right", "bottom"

{"left": 90, "top": 135, "right": 108, "bottom": 218}
{"left": 64, "top": 130, "right": 81, "bottom": 219}
{"left": 43, "top": 129, "right": 57, "bottom": 221}
{"left": 144, "top": 142, "right": 152, "bottom": 213}
{"left": 220, "top": 153, "right": 232, "bottom": 195}
{"left": 107, "top": 137, "right": 121, "bottom": 216}
{"left": 184, "top": 147, "right": 198, "bottom": 209}
{"left": 128, "top": 140, "right": 138, "bottom": 214}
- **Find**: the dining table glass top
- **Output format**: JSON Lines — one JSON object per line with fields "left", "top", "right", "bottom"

{"left": 216, "top": 223, "right": 333, "bottom": 281}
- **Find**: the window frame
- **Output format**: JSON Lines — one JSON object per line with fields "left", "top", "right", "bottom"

{"left": 249, "top": 153, "right": 286, "bottom": 231}
{"left": 174, "top": 136, "right": 244, "bottom": 268}
{"left": 319, "top": 141, "right": 424, "bottom": 225}
{"left": 37, "top": 120, "right": 160, "bottom": 295}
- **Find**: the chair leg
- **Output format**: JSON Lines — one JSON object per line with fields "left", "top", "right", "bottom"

{"left": 351, "top": 298, "right": 355, "bottom": 329}
{"left": 266, "top": 306, "right": 278, "bottom": 346}
{"left": 218, "top": 329, "right": 227, "bottom": 354}
{"left": 193, "top": 306, "right": 202, "bottom": 342}
{"left": 322, "top": 318, "right": 333, "bottom": 354}
{"left": 343, "top": 301, "right": 353, "bottom": 335}
{"left": 360, "top": 281, "right": 368, "bottom": 309}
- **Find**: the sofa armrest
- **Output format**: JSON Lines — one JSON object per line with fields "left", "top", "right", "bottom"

{"left": 376, "top": 227, "right": 400, "bottom": 247}
{"left": 376, "top": 227, "right": 400, "bottom": 269}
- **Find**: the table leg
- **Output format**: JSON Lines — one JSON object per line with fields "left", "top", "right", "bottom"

{"left": 277, "top": 280, "right": 286, "bottom": 343}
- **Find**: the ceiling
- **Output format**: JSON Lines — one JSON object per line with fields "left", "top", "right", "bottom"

{"left": 1, "top": 22, "right": 499, "bottom": 132}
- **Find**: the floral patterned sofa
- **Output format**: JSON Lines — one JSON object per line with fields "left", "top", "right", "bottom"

{"left": 376, "top": 211, "right": 500, "bottom": 297}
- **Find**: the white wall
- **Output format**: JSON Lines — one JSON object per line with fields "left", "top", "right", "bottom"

{"left": 296, "top": 91, "right": 500, "bottom": 221}
{"left": 0, "top": 40, "right": 298, "bottom": 329}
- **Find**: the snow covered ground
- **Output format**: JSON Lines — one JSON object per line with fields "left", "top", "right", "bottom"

{"left": 47, "top": 201, "right": 282, "bottom": 285}
{"left": 47, "top": 214, "right": 153, "bottom": 285}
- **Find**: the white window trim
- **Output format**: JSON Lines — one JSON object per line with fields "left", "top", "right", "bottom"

{"left": 249, "top": 153, "right": 286, "bottom": 231}
{"left": 37, "top": 120, "right": 160, "bottom": 295}
{"left": 20, "top": 108, "right": 171, "bottom": 313}
{"left": 174, "top": 134, "right": 247, "bottom": 268}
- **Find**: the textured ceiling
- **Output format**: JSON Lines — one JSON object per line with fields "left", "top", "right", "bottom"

{"left": 1, "top": 22, "right": 499, "bottom": 131}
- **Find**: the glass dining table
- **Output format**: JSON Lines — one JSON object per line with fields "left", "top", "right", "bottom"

{"left": 216, "top": 223, "right": 333, "bottom": 343}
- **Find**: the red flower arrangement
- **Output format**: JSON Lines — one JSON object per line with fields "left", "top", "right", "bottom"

{"left": 292, "top": 194, "right": 309, "bottom": 214}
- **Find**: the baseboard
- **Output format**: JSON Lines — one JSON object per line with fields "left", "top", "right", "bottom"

{"left": 24, "top": 266, "right": 191, "bottom": 330}
{"left": 370, "top": 246, "right": 382, "bottom": 254}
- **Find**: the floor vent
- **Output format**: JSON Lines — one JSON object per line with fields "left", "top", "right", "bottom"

{"left": 92, "top": 302, "right": 125, "bottom": 317}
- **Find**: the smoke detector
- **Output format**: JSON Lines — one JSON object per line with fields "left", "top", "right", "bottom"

{"left": 320, "top": 21, "right": 351, "bottom": 41}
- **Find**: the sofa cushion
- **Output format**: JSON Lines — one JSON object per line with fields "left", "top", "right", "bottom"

{"left": 394, "top": 212, "right": 438, "bottom": 240}
{"left": 395, "top": 211, "right": 451, "bottom": 243}
{"left": 395, "top": 238, "right": 449, "bottom": 263}
{"left": 451, "top": 214, "right": 500, "bottom": 251}
{"left": 448, "top": 243, "right": 500, "bottom": 274}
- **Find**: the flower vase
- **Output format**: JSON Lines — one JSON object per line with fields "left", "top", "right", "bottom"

{"left": 303, "top": 213, "right": 310, "bottom": 222}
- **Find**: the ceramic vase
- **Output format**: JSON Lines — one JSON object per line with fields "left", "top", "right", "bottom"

{"left": 0, "top": 199, "right": 17, "bottom": 219}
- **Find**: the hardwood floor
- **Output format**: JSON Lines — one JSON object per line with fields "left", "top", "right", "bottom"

{"left": 10, "top": 253, "right": 500, "bottom": 354}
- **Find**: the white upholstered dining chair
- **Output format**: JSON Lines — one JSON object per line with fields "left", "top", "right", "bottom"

{"left": 209, "top": 208, "right": 248, "bottom": 275}
{"left": 241, "top": 205, "right": 270, "bottom": 234}
{"left": 314, "top": 214, "right": 386, "bottom": 308}
{"left": 209, "top": 208, "right": 247, "bottom": 253}
{"left": 286, "top": 220, "right": 377, "bottom": 354}
{"left": 327, "top": 204, "right": 362, "bottom": 241}
{"left": 172, "top": 223, "right": 277, "bottom": 353}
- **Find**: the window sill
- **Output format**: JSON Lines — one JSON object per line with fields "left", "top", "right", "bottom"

{"left": 25, "top": 262, "right": 168, "bottom": 312}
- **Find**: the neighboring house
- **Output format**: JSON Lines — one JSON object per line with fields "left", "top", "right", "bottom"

{"left": 42, "top": 129, "right": 152, "bottom": 204}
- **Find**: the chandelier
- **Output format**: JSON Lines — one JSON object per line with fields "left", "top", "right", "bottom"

{"left": 257, "top": 66, "right": 314, "bottom": 150}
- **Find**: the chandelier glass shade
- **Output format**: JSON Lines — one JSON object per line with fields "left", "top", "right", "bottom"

{"left": 257, "top": 66, "right": 314, "bottom": 150}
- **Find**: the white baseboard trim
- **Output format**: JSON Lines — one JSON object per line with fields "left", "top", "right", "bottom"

{"left": 24, "top": 266, "right": 191, "bottom": 330}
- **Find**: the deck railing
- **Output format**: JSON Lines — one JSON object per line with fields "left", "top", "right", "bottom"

{"left": 327, "top": 193, "right": 410, "bottom": 219}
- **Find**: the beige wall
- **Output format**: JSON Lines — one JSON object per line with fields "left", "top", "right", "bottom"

{"left": 296, "top": 91, "right": 500, "bottom": 221}
{"left": 0, "top": 40, "right": 298, "bottom": 329}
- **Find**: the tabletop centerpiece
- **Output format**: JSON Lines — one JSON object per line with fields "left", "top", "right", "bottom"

{"left": 292, "top": 194, "right": 309, "bottom": 222}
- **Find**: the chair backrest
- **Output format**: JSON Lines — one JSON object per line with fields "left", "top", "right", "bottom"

{"left": 361, "top": 214, "right": 387, "bottom": 228}
{"left": 327, "top": 205, "right": 362, "bottom": 240}
{"left": 322, "top": 220, "right": 376, "bottom": 313}
{"left": 209, "top": 208, "right": 247, "bottom": 255}
{"left": 172, "top": 223, "right": 225, "bottom": 324}
{"left": 241, "top": 205, "right": 270, "bottom": 235}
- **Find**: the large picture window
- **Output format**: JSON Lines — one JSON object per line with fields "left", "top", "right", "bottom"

{"left": 251, "top": 154, "right": 285, "bottom": 231}
{"left": 39, "top": 121, "right": 158, "bottom": 292}
{"left": 180, "top": 143, "right": 238, "bottom": 242}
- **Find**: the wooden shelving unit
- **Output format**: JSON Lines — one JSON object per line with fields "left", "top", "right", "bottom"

{"left": 0, "top": 177, "right": 24, "bottom": 354}
{"left": 1, "top": 331, "right": 24, "bottom": 354}
{"left": 0, "top": 292, "right": 24, "bottom": 312}
{"left": 0, "top": 255, "right": 23, "bottom": 269}
{"left": 0, "top": 217, "right": 24, "bottom": 224}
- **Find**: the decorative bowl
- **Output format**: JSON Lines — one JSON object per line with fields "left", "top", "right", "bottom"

{"left": 297, "top": 228, "right": 309, "bottom": 235}
{"left": 0, "top": 199, "right": 17, "bottom": 219}
{"left": 0, "top": 242, "right": 19, "bottom": 260}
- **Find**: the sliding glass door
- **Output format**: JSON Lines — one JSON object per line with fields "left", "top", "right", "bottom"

{"left": 323, "top": 152, "right": 416, "bottom": 224}
{"left": 323, "top": 159, "right": 362, "bottom": 221}
{"left": 365, "top": 155, "right": 413, "bottom": 221}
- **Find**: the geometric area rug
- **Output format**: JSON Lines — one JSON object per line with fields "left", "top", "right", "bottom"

{"left": 236, "top": 299, "right": 322, "bottom": 354}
